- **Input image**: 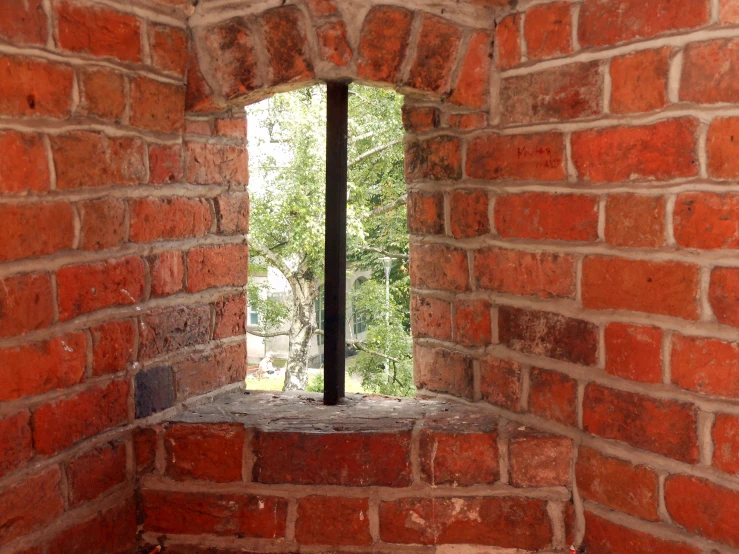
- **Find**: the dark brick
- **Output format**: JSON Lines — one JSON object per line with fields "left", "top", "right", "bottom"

{"left": 135, "top": 366, "right": 175, "bottom": 419}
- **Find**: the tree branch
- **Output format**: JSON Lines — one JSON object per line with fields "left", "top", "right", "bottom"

{"left": 362, "top": 193, "right": 407, "bottom": 220}
{"left": 356, "top": 245, "right": 408, "bottom": 260}
{"left": 313, "top": 330, "right": 401, "bottom": 363}
{"left": 247, "top": 326, "right": 290, "bottom": 338}
{"left": 349, "top": 139, "right": 402, "bottom": 168}
{"left": 245, "top": 233, "right": 299, "bottom": 289}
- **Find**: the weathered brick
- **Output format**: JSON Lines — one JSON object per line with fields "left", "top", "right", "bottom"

{"left": 671, "top": 334, "right": 739, "bottom": 399}
{"left": 66, "top": 442, "right": 127, "bottom": 506}
{"left": 261, "top": 6, "right": 314, "bottom": 86}
{"left": 499, "top": 306, "right": 599, "bottom": 365}
{"left": 480, "top": 357, "right": 523, "bottom": 411}
{"left": 605, "top": 323, "right": 663, "bottom": 383}
{"left": 401, "top": 106, "right": 439, "bottom": 132}
{"left": 524, "top": 2, "right": 572, "bottom": 60}
{"left": 407, "top": 14, "right": 461, "bottom": 93}
{"left": 150, "top": 24, "right": 188, "bottom": 76}
{"left": 357, "top": 6, "right": 413, "bottom": 83}
{"left": 466, "top": 132, "right": 566, "bottom": 181}
{"left": 79, "top": 69, "right": 126, "bottom": 122}
{"left": 605, "top": 194, "right": 665, "bottom": 247}
{"left": 409, "top": 243, "right": 469, "bottom": 292}
{"left": 584, "top": 512, "right": 700, "bottom": 554}
{"left": 306, "top": 0, "right": 338, "bottom": 16}
{"left": 723, "top": 0, "right": 739, "bottom": 22}
{"left": 130, "top": 77, "right": 185, "bottom": 134}
{"left": 0, "top": 411, "right": 33, "bottom": 478}
{"left": 407, "top": 191, "right": 443, "bottom": 235}
{"left": 130, "top": 197, "right": 212, "bottom": 243}
{"left": 186, "top": 244, "right": 249, "bottom": 292}
{"left": 610, "top": 48, "right": 670, "bottom": 113}
{"left": 0, "top": 273, "right": 53, "bottom": 338}
{"left": 296, "top": 496, "right": 372, "bottom": 546}
{"left": 186, "top": 39, "right": 217, "bottom": 113}
{"left": 165, "top": 423, "right": 245, "bottom": 482}
{"left": 134, "top": 427, "right": 158, "bottom": 475}
{"left": 713, "top": 414, "right": 739, "bottom": 475}
{"left": 665, "top": 475, "right": 739, "bottom": 548}
{"left": 454, "top": 299, "right": 492, "bottom": 347}
{"left": 215, "top": 118, "right": 247, "bottom": 139}
{"left": 142, "top": 490, "right": 288, "bottom": 538}
{"left": 51, "top": 131, "right": 147, "bottom": 189}
{"left": 582, "top": 256, "right": 700, "bottom": 319}
{"left": 405, "top": 136, "right": 462, "bottom": 182}
{"left": 379, "top": 496, "right": 552, "bottom": 548}
{"left": 150, "top": 251, "right": 184, "bottom": 297}
{"left": 674, "top": 192, "right": 739, "bottom": 249}
{"left": 448, "top": 112, "right": 487, "bottom": 130}
{"left": 33, "top": 380, "right": 129, "bottom": 456}
{"left": 501, "top": 62, "right": 602, "bottom": 125}
{"left": 495, "top": 193, "right": 598, "bottom": 241}
{"left": 0, "top": 202, "right": 74, "bottom": 262}
{"left": 528, "top": 368, "right": 577, "bottom": 426}
{"left": 91, "top": 320, "right": 136, "bottom": 376}
{"left": 711, "top": 267, "right": 739, "bottom": 328}
{"left": 149, "top": 144, "right": 184, "bottom": 184}
{"left": 572, "top": 119, "right": 698, "bottom": 182}
{"left": 185, "top": 141, "right": 248, "bottom": 186}
{"left": 56, "top": 1, "right": 141, "bottom": 62}
{"left": 0, "top": 333, "right": 86, "bottom": 402}
{"left": 215, "top": 192, "right": 250, "bottom": 234}
{"left": 708, "top": 117, "right": 739, "bottom": 179}
{"left": 414, "top": 345, "right": 474, "bottom": 399}
{"left": 449, "top": 30, "right": 492, "bottom": 108}
{"left": 496, "top": 14, "right": 520, "bottom": 70}
{"left": 509, "top": 429, "right": 572, "bottom": 487}
{"left": 78, "top": 197, "right": 126, "bottom": 251}
{"left": 0, "top": 0, "right": 47, "bottom": 44}
{"left": 450, "top": 189, "right": 489, "bottom": 238}
{"left": 682, "top": 39, "right": 739, "bottom": 104}
{"left": 0, "top": 55, "right": 74, "bottom": 118}
{"left": 173, "top": 342, "right": 246, "bottom": 401}
{"left": 577, "top": 447, "right": 660, "bottom": 520}
{"left": 135, "top": 366, "right": 175, "bottom": 418}
{"left": 214, "top": 293, "right": 247, "bottom": 339}
{"left": 198, "top": 18, "right": 260, "bottom": 99}
{"left": 0, "top": 131, "right": 50, "bottom": 193}
{"left": 411, "top": 294, "right": 452, "bottom": 341}
{"left": 583, "top": 383, "right": 699, "bottom": 462}
{"left": 138, "top": 304, "right": 211, "bottom": 360}
{"left": 186, "top": 119, "right": 211, "bottom": 136}
{"left": 57, "top": 257, "right": 146, "bottom": 321}
{"left": 317, "top": 21, "right": 352, "bottom": 67}
{"left": 47, "top": 499, "right": 136, "bottom": 554}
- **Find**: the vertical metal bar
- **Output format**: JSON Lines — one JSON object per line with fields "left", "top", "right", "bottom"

{"left": 323, "top": 81, "right": 348, "bottom": 405}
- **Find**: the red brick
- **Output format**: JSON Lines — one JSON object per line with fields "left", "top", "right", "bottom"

{"left": 0, "top": 411, "right": 33, "bottom": 478}
{"left": 713, "top": 414, "right": 739, "bottom": 475}
{"left": 509, "top": 429, "right": 572, "bottom": 487}
{"left": 253, "top": 429, "right": 412, "bottom": 486}
{"left": 165, "top": 423, "right": 245, "bottom": 482}
{"left": 56, "top": 1, "right": 141, "bottom": 61}
{"left": 379, "top": 496, "right": 552, "bottom": 548}
{"left": 577, "top": 447, "right": 659, "bottom": 520}
{"left": 450, "top": 189, "right": 489, "bottom": 238}
{"left": 47, "top": 499, "right": 136, "bottom": 554}
{"left": 466, "top": 132, "right": 566, "bottom": 181}
{"left": 420, "top": 413, "right": 499, "bottom": 485}
{"left": 605, "top": 194, "right": 665, "bottom": 247}
{"left": 674, "top": 192, "right": 739, "bottom": 249}
{"left": 584, "top": 512, "right": 700, "bottom": 554}
{"left": 496, "top": 14, "right": 521, "bottom": 70}
{"left": 139, "top": 304, "right": 211, "bottom": 360}
{"left": 582, "top": 256, "right": 700, "bottom": 319}
{"left": 480, "top": 357, "right": 523, "bottom": 411}
{"left": 78, "top": 197, "right": 126, "bottom": 251}
{"left": 448, "top": 112, "right": 487, "bottom": 130}
{"left": 454, "top": 299, "right": 492, "bottom": 347}
{"left": 134, "top": 427, "right": 158, "bottom": 475}
{"left": 405, "top": 136, "right": 462, "bottom": 182}
{"left": 610, "top": 48, "right": 670, "bottom": 114}
{"left": 665, "top": 475, "right": 739, "bottom": 548}
{"left": 185, "top": 141, "right": 248, "bottom": 186}
{"left": 401, "top": 106, "right": 439, "bottom": 132}
{"left": 407, "top": 14, "right": 461, "bottom": 93}
{"left": 579, "top": 0, "right": 708, "bottom": 47}
{"left": 583, "top": 383, "right": 699, "bottom": 462}
{"left": 723, "top": 0, "right": 739, "bottom": 22}
{"left": 186, "top": 40, "right": 216, "bottom": 113}
{"left": 91, "top": 320, "right": 135, "bottom": 376}
{"left": 51, "top": 131, "right": 147, "bottom": 189}
{"left": 682, "top": 39, "right": 739, "bottom": 104}
{"left": 317, "top": 21, "right": 352, "bottom": 66}
{"left": 449, "top": 30, "right": 493, "bottom": 108}
{"left": 407, "top": 191, "right": 443, "bottom": 235}
{"left": 474, "top": 248, "right": 576, "bottom": 299}
{"left": 215, "top": 192, "right": 250, "bottom": 234}
{"left": 149, "top": 144, "right": 184, "bottom": 184}
{"left": 306, "top": 0, "right": 337, "bottom": 15}
{"left": 495, "top": 192, "right": 598, "bottom": 242}
{"left": 528, "top": 368, "right": 577, "bottom": 426}
{"left": 501, "top": 62, "right": 602, "bottom": 125}
{"left": 671, "top": 334, "right": 739, "bottom": 399}
{"left": 57, "top": 257, "right": 146, "bottom": 321}
{"left": 142, "top": 489, "right": 287, "bottom": 537}
{"left": 499, "top": 306, "right": 599, "bottom": 365}
{"left": 572, "top": 119, "right": 698, "bottom": 182}
{"left": 708, "top": 117, "right": 739, "bottom": 179}
{"left": 524, "top": 2, "right": 572, "bottom": 60}
{"left": 0, "top": 468, "right": 64, "bottom": 547}
{"left": 357, "top": 6, "right": 413, "bottom": 83}
{"left": 130, "top": 77, "right": 185, "bottom": 134}
{"left": 0, "top": 0, "right": 47, "bottom": 44}
{"left": 186, "top": 119, "right": 211, "bottom": 136}
{"left": 173, "top": 342, "right": 246, "bottom": 401}
{"left": 79, "top": 69, "right": 126, "bottom": 122}
{"left": 411, "top": 294, "right": 452, "bottom": 341}
{"left": 130, "top": 197, "right": 212, "bottom": 243}
{"left": 0, "top": 333, "right": 86, "bottom": 402}
{"left": 66, "top": 442, "right": 127, "bottom": 506}
{"left": 605, "top": 323, "right": 663, "bottom": 383}
{"left": 711, "top": 267, "right": 739, "bottom": 327}
{"left": 0, "top": 131, "right": 50, "bottom": 194}
{"left": 296, "top": 496, "right": 371, "bottom": 546}
{"left": 0, "top": 273, "right": 53, "bottom": 338}
{"left": 414, "top": 345, "right": 474, "bottom": 399}
{"left": 198, "top": 19, "right": 260, "bottom": 100}
{"left": 0, "top": 55, "right": 74, "bottom": 118}
{"left": 410, "top": 243, "right": 469, "bottom": 292}
{"left": 215, "top": 118, "right": 247, "bottom": 139}
{"left": 150, "top": 251, "right": 184, "bottom": 297}
{"left": 214, "top": 293, "right": 247, "bottom": 339}
{"left": 150, "top": 24, "right": 188, "bottom": 76}
{"left": 186, "top": 244, "right": 249, "bottom": 292}
{"left": 261, "top": 6, "right": 314, "bottom": 86}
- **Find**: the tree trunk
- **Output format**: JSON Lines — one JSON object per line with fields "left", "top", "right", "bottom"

{"left": 282, "top": 284, "right": 316, "bottom": 390}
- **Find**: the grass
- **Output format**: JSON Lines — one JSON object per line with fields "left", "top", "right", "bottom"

{"left": 245, "top": 365, "right": 367, "bottom": 393}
